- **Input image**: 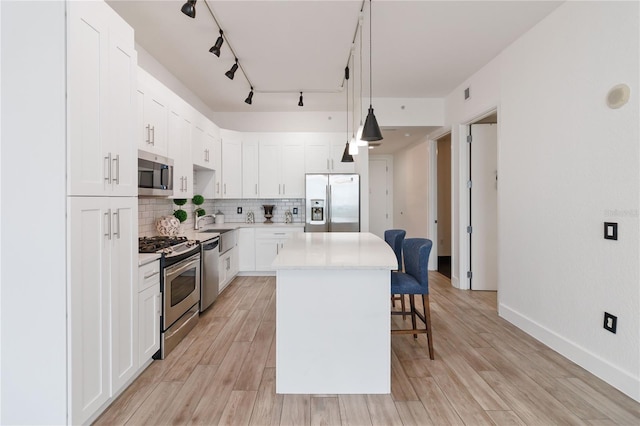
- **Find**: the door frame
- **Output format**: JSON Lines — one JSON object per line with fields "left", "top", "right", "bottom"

{"left": 428, "top": 129, "right": 452, "bottom": 270}
{"left": 368, "top": 155, "right": 394, "bottom": 238}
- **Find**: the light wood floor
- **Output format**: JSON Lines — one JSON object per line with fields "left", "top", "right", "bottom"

{"left": 95, "top": 273, "right": 640, "bottom": 425}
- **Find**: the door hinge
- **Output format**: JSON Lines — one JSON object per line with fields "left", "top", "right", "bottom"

{"left": 467, "top": 226, "right": 472, "bottom": 234}
{"left": 386, "top": 213, "right": 389, "bottom": 219}
{"left": 467, "top": 271, "right": 473, "bottom": 279}
{"left": 386, "top": 166, "right": 388, "bottom": 172}
{"left": 467, "top": 180, "right": 472, "bottom": 189}
{"left": 467, "top": 135, "right": 473, "bottom": 143}
{"left": 386, "top": 189, "right": 388, "bottom": 195}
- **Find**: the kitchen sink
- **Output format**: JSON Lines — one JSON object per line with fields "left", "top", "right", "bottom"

{"left": 200, "top": 228, "right": 235, "bottom": 234}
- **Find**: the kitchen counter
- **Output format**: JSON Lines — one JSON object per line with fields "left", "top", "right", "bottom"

{"left": 180, "top": 222, "right": 304, "bottom": 242}
{"left": 138, "top": 253, "right": 161, "bottom": 266}
{"left": 273, "top": 232, "right": 397, "bottom": 394}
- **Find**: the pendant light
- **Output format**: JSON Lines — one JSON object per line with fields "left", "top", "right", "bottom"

{"left": 348, "top": 57, "right": 358, "bottom": 156}
{"left": 356, "top": 18, "right": 368, "bottom": 146}
{"left": 341, "top": 66, "right": 354, "bottom": 163}
{"left": 361, "top": 0, "right": 383, "bottom": 142}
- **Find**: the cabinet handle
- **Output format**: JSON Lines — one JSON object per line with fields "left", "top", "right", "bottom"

{"left": 278, "top": 184, "right": 281, "bottom": 195}
{"left": 274, "top": 232, "right": 285, "bottom": 235}
{"left": 150, "top": 126, "right": 155, "bottom": 145}
{"left": 276, "top": 243, "right": 279, "bottom": 255}
{"left": 113, "top": 154, "right": 120, "bottom": 185}
{"left": 224, "top": 183, "right": 227, "bottom": 194}
{"left": 105, "top": 209, "right": 112, "bottom": 240}
{"left": 282, "top": 184, "right": 285, "bottom": 194}
{"left": 144, "top": 271, "right": 160, "bottom": 279}
{"left": 145, "top": 124, "right": 151, "bottom": 144}
{"left": 113, "top": 209, "right": 120, "bottom": 239}
{"left": 331, "top": 159, "right": 334, "bottom": 170}
{"left": 104, "top": 153, "right": 112, "bottom": 183}
{"left": 327, "top": 159, "right": 330, "bottom": 170}
{"left": 184, "top": 176, "right": 188, "bottom": 191}
{"left": 255, "top": 183, "right": 258, "bottom": 195}
{"left": 157, "top": 293, "right": 161, "bottom": 315}
{"left": 180, "top": 176, "right": 184, "bottom": 191}
{"left": 217, "top": 182, "right": 220, "bottom": 194}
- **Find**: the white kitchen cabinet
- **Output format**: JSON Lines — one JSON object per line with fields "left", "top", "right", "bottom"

{"left": 221, "top": 130, "right": 243, "bottom": 199}
{"left": 242, "top": 140, "right": 260, "bottom": 198}
{"left": 254, "top": 227, "right": 304, "bottom": 271}
{"left": 238, "top": 228, "right": 256, "bottom": 271}
{"left": 68, "top": 0, "right": 137, "bottom": 197}
{"left": 69, "top": 196, "right": 138, "bottom": 425}
{"left": 219, "top": 248, "right": 238, "bottom": 293}
{"left": 167, "top": 102, "right": 193, "bottom": 198}
{"left": 304, "top": 134, "right": 355, "bottom": 174}
{"left": 137, "top": 69, "right": 168, "bottom": 157}
{"left": 258, "top": 136, "right": 305, "bottom": 198}
{"left": 138, "top": 261, "right": 161, "bottom": 365}
{"left": 192, "top": 112, "right": 218, "bottom": 171}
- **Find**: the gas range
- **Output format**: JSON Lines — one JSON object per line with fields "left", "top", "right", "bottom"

{"left": 139, "top": 236, "right": 200, "bottom": 265}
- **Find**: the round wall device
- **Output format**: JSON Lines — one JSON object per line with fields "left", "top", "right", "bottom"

{"left": 606, "top": 83, "right": 630, "bottom": 109}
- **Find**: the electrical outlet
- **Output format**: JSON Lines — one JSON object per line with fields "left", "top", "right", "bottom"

{"left": 292, "top": 207, "right": 298, "bottom": 215}
{"left": 604, "top": 222, "right": 618, "bottom": 240}
{"left": 603, "top": 312, "right": 617, "bottom": 333}
{"left": 237, "top": 207, "right": 242, "bottom": 214}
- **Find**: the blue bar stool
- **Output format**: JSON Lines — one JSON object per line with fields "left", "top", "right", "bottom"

{"left": 385, "top": 229, "right": 407, "bottom": 319}
{"left": 391, "top": 238, "right": 434, "bottom": 360}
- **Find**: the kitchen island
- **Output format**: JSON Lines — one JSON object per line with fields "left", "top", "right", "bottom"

{"left": 272, "top": 232, "right": 397, "bottom": 394}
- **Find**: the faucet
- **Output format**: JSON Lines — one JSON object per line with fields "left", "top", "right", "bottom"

{"left": 194, "top": 213, "right": 216, "bottom": 230}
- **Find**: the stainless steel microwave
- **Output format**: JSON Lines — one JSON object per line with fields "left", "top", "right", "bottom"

{"left": 138, "top": 150, "right": 174, "bottom": 196}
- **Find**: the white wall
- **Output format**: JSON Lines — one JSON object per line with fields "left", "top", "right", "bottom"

{"left": 441, "top": 1, "right": 639, "bottom": 401}
{"left": 1, "top": 1, "right": 68, "bottom": 423}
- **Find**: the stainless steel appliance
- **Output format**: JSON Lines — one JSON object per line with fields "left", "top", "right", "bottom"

{"left": 200, "top": 237, "right": 220, "bottom": 312}
{"left": 139, "top": 236, "right": 200, "bottom": 359}
{"left": 138, "top": 150, "right": 173, "bottom": 196}
{"left": 305, "top": 174, "right": 360, "bottom": 232}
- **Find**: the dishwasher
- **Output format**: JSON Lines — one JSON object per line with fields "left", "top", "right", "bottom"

{"left": 200, "top": 237, "right": 220, "bottom": 312}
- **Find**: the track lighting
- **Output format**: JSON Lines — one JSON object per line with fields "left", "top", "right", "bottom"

{"left": 225, "top": 59, "right": 238, "bottom": 80}
{"left": 209, "top": 30, "right": 224, "bottom": 57}
{"left": 361, "top": 0, "right": 383, "bottom": 142}
{"left": 245, "top": 88, "right": 254, "bottom": 105}
{"left": 180, "top": 0, "right": 196, "bottom": 19}
{"left": 298, "top": 92, "right": 304, "bottom": 107}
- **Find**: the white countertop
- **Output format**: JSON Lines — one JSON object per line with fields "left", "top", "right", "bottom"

{"left": 180, "top": 222, "right": 305, "bottom": 242}
{"left": 272, "top": 232, "right": 398, "bottom": 270}
{"left": 138, "top": 253, "right": 161, "bottom": 266}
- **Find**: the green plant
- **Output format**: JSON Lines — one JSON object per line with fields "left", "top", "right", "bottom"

{"left": 173, "top": 209, "right": 188, "bottom": 222}
{"left": 195, "top": 208, "right": 206, "bottom": 217}
{"left": 173, "top": 198, "right": 187, "bottom": 206}
{"left": 192, "top": 194, "right": 204, "bottom": 205}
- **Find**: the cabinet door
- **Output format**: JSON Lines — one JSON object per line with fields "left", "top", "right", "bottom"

{"left": 138, "top": 285, "right": 160, "bottom": 365}
{"left": 137, "top": 70, "right": 168, "bottom": 157}
{"left": 258, "top": 141, "right": 281, "bottom": 198}
{"left": 69, "top": 196, "right": 111, "bottom": 424}
{"left": 305, "top": 139, "right": 331, "bottom": 173}
{"left": 110, "top": 197, "right": 138, "bottom": 392}
{"left": 222, "top": 137, "right": 242, "bottom": 198}
{"left": 281, "top": 140, "right": 305, "bottom": 198}
{"left": 238, "top": 228, "right": 256, "bottom": 271}
{"left": 242, "top": 140, "right": 259, "bottom": 198}
{"left": 192, "top": 123, "right": 208, "bottom": 168}
{"left": 107, "top": 21, "right": 137, "bottom": 196}
{"left": 168, "top": 109, "right": 193, "bottom": 197}
{"left": 255, "top": 238, "right": 279, "bottom": 271}
{"left": 67, "top": 1, "right": 109, "bottom": 196}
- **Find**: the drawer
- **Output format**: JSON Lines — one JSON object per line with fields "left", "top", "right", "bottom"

{"left": 254, "top": 227, "right": 303, "bottom": 239}
{"left": 138, "top": 260, "right": 161, "bottom": 292}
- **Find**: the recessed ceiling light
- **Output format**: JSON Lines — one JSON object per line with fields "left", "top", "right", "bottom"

{"left": 368, "top": 146, "right": 374, "bottom": 149}
{"left": 404, "top": 133, "right": 410, "bottom": 137}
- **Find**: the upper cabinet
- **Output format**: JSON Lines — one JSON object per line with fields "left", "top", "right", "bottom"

{"left": 192, "top": 112, "right": 218, "bottom": 171}
{"left": 67, "top": 0, "right": 137, "bottom": 197}
{"left": 220, "top": 129, "right": 242, "bottom": 199}
{"left": 137, "top": 69, "right": 168, "bottom": 157}
{"left": 167, "top": 99, "right": 193, "bottom": 198}
{"left": 242, "top": 138, "right": 259, "bottom": 199}
{"left": 258, "top": 134, "right": 305, "bottom": 199}
{"left": 305, "top": 133, "right": 355, "bottom": 174}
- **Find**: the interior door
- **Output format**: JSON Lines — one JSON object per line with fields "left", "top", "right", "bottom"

{"left": 470, "top": 123, "right": 498, "bottom": 290}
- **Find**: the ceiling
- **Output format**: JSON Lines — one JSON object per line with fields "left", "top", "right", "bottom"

{"left": 107, "top": 0, "right": 562, "bottom": 152}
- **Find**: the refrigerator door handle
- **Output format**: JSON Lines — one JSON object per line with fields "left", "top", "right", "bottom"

{"left": 327, "top": 184, "right": 331, "bottom": 231}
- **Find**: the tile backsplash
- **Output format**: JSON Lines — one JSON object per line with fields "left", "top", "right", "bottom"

{"left": 139, "top": 197, "right": 305, "bottom": 236}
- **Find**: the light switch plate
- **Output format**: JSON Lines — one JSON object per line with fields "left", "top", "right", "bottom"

{"left": 604, "top": 222, "right": 618, "bottom": 240}
{"left": 237, "top": 207, "right": 242, "bottom": 214}
{"left": 293, "top": 207, "right": 298, "bottom": 215}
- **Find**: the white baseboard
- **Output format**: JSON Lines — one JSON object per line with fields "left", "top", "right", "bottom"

{"left": 499, "top": 303, "right": 640, "bottom": 402}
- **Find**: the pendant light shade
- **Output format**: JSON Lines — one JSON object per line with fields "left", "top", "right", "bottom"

{"left": 225, "top": 59, "right": 238, "bottom": 80}
{"left": 181, "top": 0, "right": 197, "bottom": 18}
{"left": 209, "top": 30, "right": 224, "bottom": 57}
{"left": 361, "top": 106, "right": 383, "bottom": 141}
{"left": 362, "top": 0, "right": 383, "bottom": 142}
{"left": 341, "top": 141, "right": 354, "bottom": 162}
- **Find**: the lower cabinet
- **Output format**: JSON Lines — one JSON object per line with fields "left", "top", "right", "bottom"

{"left": 254, "top": 227, "right": 304, "bottom": 271}
{"left": 138, "top": 260, "right": 161, "bottom": 366}
{"left": 69, "top": 196, "right": 138, "bottom": 425}
{"left": 219, "top": 246, "right": 238, "bottom": 293}
{"left": 238, "top": 228, "right": 256, "bottom": 271}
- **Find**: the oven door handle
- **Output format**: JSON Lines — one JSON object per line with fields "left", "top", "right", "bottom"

{"left": 165, "top": 256, "right": 200, "bottom": 282}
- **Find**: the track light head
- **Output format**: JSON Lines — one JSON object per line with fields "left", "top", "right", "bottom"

{"left": 180, "top": 0, "right": 196, "bottom": 18}
{"left": 298, "top": 92, "right": 304, "bottom": 107}
{"left": 209, "top": 30, "right": 224, "bottom": 57}
{"left": 245, "top": 88, "right": 254, "bottom": 105}
{"left": 225, "top": 59, "right": 238, "bottom": 80}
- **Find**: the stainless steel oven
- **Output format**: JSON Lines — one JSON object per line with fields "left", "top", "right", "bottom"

{"left": 160, "top": 249, "right": 200, "bottom": 359}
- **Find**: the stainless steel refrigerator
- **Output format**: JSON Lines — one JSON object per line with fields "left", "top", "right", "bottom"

{"left": 305, "top": 174, "right": 360, "bottom": 232}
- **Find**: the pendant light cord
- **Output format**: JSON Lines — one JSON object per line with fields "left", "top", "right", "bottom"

{"left": 369, "top": 0, "right": 373, "bottom": 108}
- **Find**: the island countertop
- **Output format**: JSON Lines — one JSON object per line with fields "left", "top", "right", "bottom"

{"left": 272, "top": 232, "right": 397, "bottom": 270}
